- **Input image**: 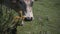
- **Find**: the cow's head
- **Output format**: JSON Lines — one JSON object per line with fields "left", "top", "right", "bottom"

{"left": 23, "top": 0, "right": 34, "bottom": 21}
{"left": 10, "top": 0, "right": 34, "bottom": 21}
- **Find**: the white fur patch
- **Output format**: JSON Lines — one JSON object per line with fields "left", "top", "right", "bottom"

{"left": 24, "top": 0, "right": 34, "bottom": 19}
{"left": 24, "top": 6, "right": 33, "bottom": 17}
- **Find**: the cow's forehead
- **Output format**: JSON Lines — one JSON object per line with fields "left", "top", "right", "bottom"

{"left": 24, "top": 0, "right": 30, "bottom": 2}
{"left": 24, "top": 0, "right": 30, "bottom": 1}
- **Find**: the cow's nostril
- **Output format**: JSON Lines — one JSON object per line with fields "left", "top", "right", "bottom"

{"left": 24, "top": 17, "right": 33, "bottom": 21}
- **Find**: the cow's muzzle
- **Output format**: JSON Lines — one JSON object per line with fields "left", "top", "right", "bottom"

{"left": 24, "top": 17, "right": 33, "bottom": 21}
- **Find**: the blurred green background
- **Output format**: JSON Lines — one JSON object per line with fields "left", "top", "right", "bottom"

{"left": 0, "top": 0, "right": 60, "bottom": 34}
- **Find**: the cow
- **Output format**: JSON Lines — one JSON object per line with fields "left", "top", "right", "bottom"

{"left": 0, "top": 0, "right": 34, "bottom": 21}
{"left": 10, "top": 0, "right": 34, "bottom": 21}
{"left": 0, "top": 0, "right": 34, "bottom": 34}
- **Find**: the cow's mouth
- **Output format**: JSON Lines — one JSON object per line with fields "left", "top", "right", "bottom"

{"left": 24, "top": 17, "right": 33, "bottom": 21}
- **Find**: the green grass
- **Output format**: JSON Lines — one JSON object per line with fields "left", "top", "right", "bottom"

{"left": 17, "top": 0, "right": 60, "bottom": 34}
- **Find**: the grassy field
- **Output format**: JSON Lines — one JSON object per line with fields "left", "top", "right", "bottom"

{"left": 17, "top": 0, "right": 60, "bottom": 34}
